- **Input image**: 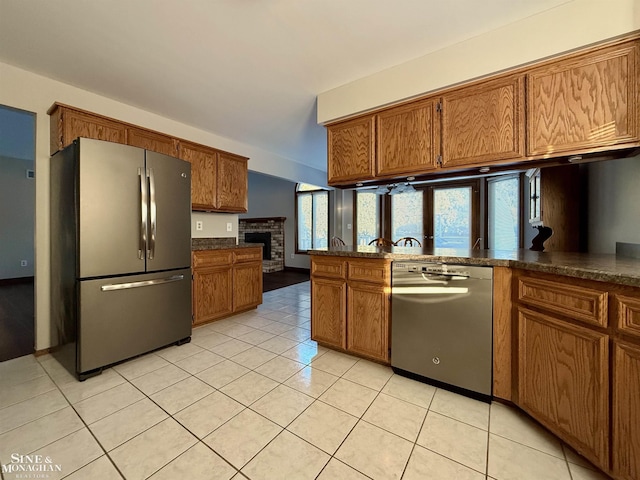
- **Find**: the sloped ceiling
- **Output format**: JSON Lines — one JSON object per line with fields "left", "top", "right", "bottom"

{"left": 0, "top": 0, "right": 569, "bottom": 172}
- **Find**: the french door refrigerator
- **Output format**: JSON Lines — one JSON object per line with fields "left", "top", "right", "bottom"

{"left": 51, "top": 138, "right": 192, "bottom": 380}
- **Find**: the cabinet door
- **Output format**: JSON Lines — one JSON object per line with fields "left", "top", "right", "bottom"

{"left": 613, "top": 340, "right": 640, "bottom": 480}
{"left": 127, "top": 126, "right": 177, "bottom": 156}
{"left": 518, "top": 307, "right": 609, "bottom": 469}
{"left": 311, "top": 277, "right": 346, "bottom": 349}
{"left": 217, "top": 152, "right": 248, "bottom": 213}
{"left": 376, "top": 98, "right": 440, "bottom": 177}
{"left": 347, "top": 281, "right": 389, "bottom": 362}
{"left": 327, "top": 116, "right": 375, "bottom": 185}
{"left": 52, "top": 106, "right": 126, "bottom": 154}
{"left": 233, "top": 262, "right": 263, "bottom": 311}
{"left": 441, "top": 75, "right": 525, "bottom": 167}
{"left": 192, "top": 266, "right": 233, "bottom": 325}
{"left": 527, "top": 40, "right": 639, "bottom": 156}
{"left": 179, "top": 141, "right": 217, "bottom": 211}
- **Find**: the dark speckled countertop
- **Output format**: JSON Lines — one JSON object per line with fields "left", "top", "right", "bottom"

{"left": 192, "top": 238, "right": 262, "bottom": 251}
{"left": 308, "top": 246, "right": 640, "bottom": 287}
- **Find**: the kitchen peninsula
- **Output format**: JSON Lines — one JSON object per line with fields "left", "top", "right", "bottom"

{"left": 308, "top": 245, "right": 640, "bottom": 479}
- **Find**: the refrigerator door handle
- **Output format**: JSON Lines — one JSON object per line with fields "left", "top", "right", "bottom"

{"left": 139, "top": 168, "right": 148, "bottom": 260}
{"left": 148, "top": 168, "right": 157, "bottom": 260}
{"left": 100, "top": 274, "right": 185, "bottom": 291}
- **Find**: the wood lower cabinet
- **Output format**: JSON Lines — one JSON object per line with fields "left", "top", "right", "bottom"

{"left": 527, "top": 39, "right": 639, "bottom": 157}
{"left": 311, "top": 276, "right": 347, "bottom": 349}
{"left": 347, "top": 281, "right": 389, "bottom": 361}
{"left": 327, "top": 115, "right": 375, "bottom": 185}
{"left": 613, "top": 340, "right": 640, "bottom": 480}
{"left": 441, "top": 75, "right": 525, "bottom": 167}
{"left": 376, "top": 98, "right": 440, "bottom": 177}
{"left": 232, "top": 249, "right": 263, "bottom": 311}
{"left": 192, "top": 248, "right": 262, "bottom": 326}
{"left": 518, "top": 306, "right": 609, "bottom": 469}
{"left": 311, "top": 255, "right": 390, "bottom": 363}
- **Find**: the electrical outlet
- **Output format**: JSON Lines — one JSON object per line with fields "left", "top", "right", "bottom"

{"left": 20, "top": 260, "right": 27, "bottom": 267}
{"left": 291, "top": 253, "right": 294, "bottom": 259}
{"left": 226, "top": 223, "right": 233, "bottom": 232}
{"left": 195, "top": 221, "right": 203, "bottom": 231}
{"left": 347, "top": 223, "right": 352, "bottom": 230}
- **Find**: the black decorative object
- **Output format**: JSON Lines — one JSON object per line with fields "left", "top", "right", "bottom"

{"left": 530, "top": 226, "right": 553, "bottom": 252}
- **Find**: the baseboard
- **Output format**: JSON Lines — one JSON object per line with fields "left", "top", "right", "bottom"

{"left": 0, "top": 276, "right": 34, "bottom": 286}
{"left": 34, "top": 348, "right": 52, "bottom": 357}
{"left": 283, "top": 266, "right": 310, "bottom": 273}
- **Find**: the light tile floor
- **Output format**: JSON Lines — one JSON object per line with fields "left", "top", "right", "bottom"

{"left": 0, "top": 281, "right": 610, "bottom": 480}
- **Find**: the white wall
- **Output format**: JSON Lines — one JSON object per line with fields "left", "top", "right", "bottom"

{"left": 191, "top": 212, "right": 238, "bottom": 240}
{"left": 318, "top": 0, "right": 640, "bottom": 123}
{"left": 588, "top": 155, "right": 640, "bottom": 254}
{"left": 0, "top": 61, "right": 326, "bottom": 350}
{"left": 240, "top": 172, "right": 310, "bottom": 269}
{"left": 0, "top": 156, "right": 35, "bottom": 278}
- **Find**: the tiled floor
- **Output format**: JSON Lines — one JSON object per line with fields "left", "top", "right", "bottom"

{"left": 0, "top": 281, "right": 609, "bottom": 480}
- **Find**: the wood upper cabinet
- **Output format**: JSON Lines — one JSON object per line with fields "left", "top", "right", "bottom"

{"left": 518, "top": 306, "right": 609, "bottom": 470}
{"left": 327, "top": 115, "right": 375, "bottom": 185}
{"left": 49, "top": 104, "right": 126, "bottom": 155}
{"left": 178, "top": 141, "right": 217, "bottom": 211}
{"left": 126, "top": 126, "right": 177, "bottom": 157}
{"left": 441, "top": 75, "right": 525, "bottom": 167}
{"left": 48, "top": 103, "right": 249, "bottom": 213}
{"left": 376, "top": 98, "right": 440, "bottom": 177}
{"left": 178, "top": 142, "right": 248, "bottom": 213}
{"left": 527, "top": 40, "right": 639, "bottom": 157}
{"left": 613, "top": 340, "right": 640, "bottom": 480}
{"left": 217, "top": 152, "right": 248, "bottom": 213}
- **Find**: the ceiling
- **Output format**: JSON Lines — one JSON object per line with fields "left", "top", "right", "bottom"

{"left": 0, "top": 0, "right": 569, "bottom": 172}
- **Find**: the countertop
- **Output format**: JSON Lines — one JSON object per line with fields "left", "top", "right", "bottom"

{"left": 191, "top": 238, "right": 263, "bottom": 251}
{"left": 308, "top": 246, "right": 640, "bottom": 287}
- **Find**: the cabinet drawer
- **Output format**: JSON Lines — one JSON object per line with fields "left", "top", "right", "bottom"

{"left": 311, "top": 256, "right": 346, "bottom": 279}
{"left": 192, "top": 250, "right": 233, "bottom": 269}
{"left": 518, "top": 276, "right": 608, "bottom": 327}
{"left": 233, "top": 248, "right": 262, "bottom": 264}
{"left": 347, "top": 259, "right": 390, "bottom": 285}
{"left": 617, "top": 294, "right": 640, "bottom": 339}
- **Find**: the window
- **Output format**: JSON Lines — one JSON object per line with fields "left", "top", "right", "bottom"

{"left": 354, "top": 190, "right": 382, "bottom": 246}
{"left": 390, "top": 190, "right": 423, "bottom": 241}
{"left": 296, "top": 183, "right": 328, "bottom": 251}
{"left": 488, "top": 175, "right": 521, "bottom": 250}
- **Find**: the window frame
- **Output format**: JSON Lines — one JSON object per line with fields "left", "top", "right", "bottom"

{"left": 294, "top": 183, "right": 329, "bottom": 254}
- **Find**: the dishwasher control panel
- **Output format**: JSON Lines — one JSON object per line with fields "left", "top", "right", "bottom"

{"left": 392, "top": 262, "right": 492, "bottom": 280}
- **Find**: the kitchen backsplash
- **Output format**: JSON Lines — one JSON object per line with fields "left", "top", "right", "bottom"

{"left": 191, "top": 211, "right": 238, "bottom": 239}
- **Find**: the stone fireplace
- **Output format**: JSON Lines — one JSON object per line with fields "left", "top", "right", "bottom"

{"left": 239, "top": 217, "right": 285, "bottom": 273}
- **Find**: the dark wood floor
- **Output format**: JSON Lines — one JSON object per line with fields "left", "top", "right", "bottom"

{"left": 0, "top": 278, "right": 35, "bottom": 362}
{"left": 263, "top": 269, "right": 310, "bottom": 292}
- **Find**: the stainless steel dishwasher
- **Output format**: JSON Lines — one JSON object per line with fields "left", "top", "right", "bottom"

{"left": 391, "top": 261, "right": 493, "bottom": 400}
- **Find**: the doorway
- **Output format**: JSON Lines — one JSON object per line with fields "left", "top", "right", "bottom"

{"left": 0, "top": 105, "right": 36, "bottom": 362}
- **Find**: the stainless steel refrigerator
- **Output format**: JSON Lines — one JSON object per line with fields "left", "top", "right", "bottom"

{"left": 50, "top": 138, "right": 192, "bottom": 380}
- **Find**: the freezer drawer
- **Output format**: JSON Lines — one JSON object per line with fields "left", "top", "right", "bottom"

{"left": 78, "top": 268, "right": 192, "bottom": 374}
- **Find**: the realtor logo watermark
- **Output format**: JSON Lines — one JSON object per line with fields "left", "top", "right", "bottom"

{"left": 1, "top": 454, "right": 63, "bottom": 479}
